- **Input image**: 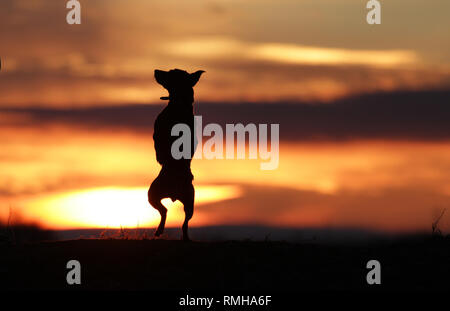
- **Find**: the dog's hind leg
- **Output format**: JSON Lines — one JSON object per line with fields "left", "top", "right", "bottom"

{"left": 180, "top": 184, "right": 195, "bottom": 242}
{"left": 148, "top": 186, "right": 167, "bottom": 237}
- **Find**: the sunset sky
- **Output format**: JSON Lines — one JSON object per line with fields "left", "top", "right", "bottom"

{"left": 1, "top": 0, "right": 449, "bottom": 233}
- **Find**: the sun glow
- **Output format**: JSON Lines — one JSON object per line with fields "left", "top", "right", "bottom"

{"left": 21, "top": 185, "right": 243, "bottom": 229}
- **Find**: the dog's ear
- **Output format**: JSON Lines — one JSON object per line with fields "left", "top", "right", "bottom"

{"left": 190, "top": 70, "right": 205, "bottom": 87}
{"left": 154, "top": 69, "right": 168, "bottom": 87}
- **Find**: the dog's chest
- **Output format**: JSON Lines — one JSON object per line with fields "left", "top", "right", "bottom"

{"left": 156, "top": 106, "right": 194, "bottom": 130}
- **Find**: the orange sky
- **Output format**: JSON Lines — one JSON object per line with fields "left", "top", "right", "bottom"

{"left": 0, "top": 0, "right": 449, "bottom": 106}
{"left": 1, "top": 0, "right": 450, "bottom": 234}
{"left": 1, "top": 122, "right": 449, "bottom": 233}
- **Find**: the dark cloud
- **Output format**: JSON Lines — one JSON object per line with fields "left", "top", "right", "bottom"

{"left": 197, "top": 183, "right": 450, "bottom": 232}
{"left": 2, "top": 89, "right": 450, "bottom": 142}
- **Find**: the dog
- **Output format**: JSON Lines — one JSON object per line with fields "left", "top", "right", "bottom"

{"left": 148, "top": 69, "right": 204, "bottom": 241}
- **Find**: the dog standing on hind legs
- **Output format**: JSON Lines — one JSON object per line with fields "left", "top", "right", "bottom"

{"left": 148, "top": 69, "right": 204, "bottom": 241}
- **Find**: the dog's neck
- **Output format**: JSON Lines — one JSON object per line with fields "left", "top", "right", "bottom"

{"left": 167, "top": 92, "right": 194, "bottom": 111}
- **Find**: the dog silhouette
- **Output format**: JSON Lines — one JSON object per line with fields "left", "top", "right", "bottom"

{"left": 148, "top": 69, "right": 204, "bottom": 241}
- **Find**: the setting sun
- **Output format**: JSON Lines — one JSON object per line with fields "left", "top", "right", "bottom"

{"left": 19, "top": 185, "right": 243, "bottom": 229}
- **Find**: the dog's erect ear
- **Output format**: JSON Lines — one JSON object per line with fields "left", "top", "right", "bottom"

{"left": 154, "top": 69, "right": 168, "bottom": 87}
{"left": 190, "top": 70, "right": 205, "bottom": 87}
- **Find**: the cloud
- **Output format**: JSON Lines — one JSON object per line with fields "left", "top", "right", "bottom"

{"left": 2, "top": 89, "right": 450, "bottom": 142}
{"left": 1, "top": 1, "right": 449, "bottom": 105}
{"left": 164, "top": 37, "right": 419, "bottom": 67}
{"left": 196, "top": 183, "right": 450, "bottom": 232}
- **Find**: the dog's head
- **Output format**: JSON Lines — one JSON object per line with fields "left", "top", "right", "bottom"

{"left": 154, "top": 69, "right": 204, "bottom": 103}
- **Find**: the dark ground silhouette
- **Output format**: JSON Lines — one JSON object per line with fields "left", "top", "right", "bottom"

{"left": 1, "top": 235, "right": 449, "bottom": 291}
